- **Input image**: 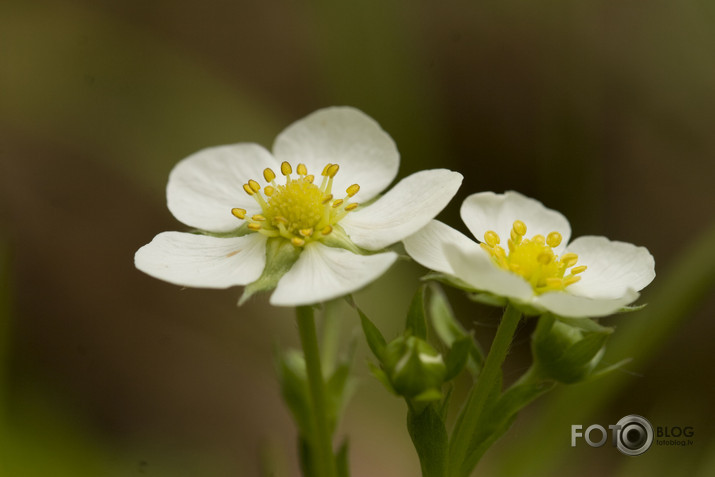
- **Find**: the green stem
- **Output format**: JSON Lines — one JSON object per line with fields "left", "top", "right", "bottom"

{"left": 448, "top": 303, "right": 522, "bottom": 477}
{"left": 296, "top": 306, "right": 337, "bottom": 477}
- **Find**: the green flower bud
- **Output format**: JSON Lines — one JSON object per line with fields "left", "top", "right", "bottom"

{"left": 382, "top": 336, "right": 447, "bottom": 399}
{"left": 531, "top": 314, "right": 610, "bottom": 384}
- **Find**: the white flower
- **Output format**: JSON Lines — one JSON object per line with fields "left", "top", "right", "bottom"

{"left": 135, "top": 107, "right": 463, "bottom": 306}
{"left": 404, "top": 191, "right": 655, "bottom": 318}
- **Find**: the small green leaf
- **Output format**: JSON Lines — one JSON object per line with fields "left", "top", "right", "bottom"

{"left": 407, "top": 405, "right": 448, "bottom": 477}
{"left": 277, "top": 350, "right": 312, "bottom": 436}
{"left": 556, "top": 315, "right": 614, "bottom": 334}
{"left": 444, "top": 336, "right": 471, "bottom": 381}
{"left": 367, "top": 362, "right": 397, "bottom": 395}
{"left": 356, "top": 307, "right": 387, "bottom": 360}
{"left": 617, "top": 303, "right": 648, "bottom": 313}
{"left": 240, "top": 238, "right": 301, "bottom": 304}
{"left": 406, "top": 285, "right": 428, "bottom": 340}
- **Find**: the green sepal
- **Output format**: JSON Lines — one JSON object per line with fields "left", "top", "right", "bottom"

{"left": 467, "top": 292, "right": 508, "bottom": 308}
{"left": 321, "top": 225, "right": 367, "bottom": 255}
{"left": 239, "top": 237, "right": 301, "bottom": 305}
{"left": 367, "top": 361, "right": 397, "bottom": 395}
{"left": 421, "top": 272, "right": 478, "bottom": 293}
{"left": 356, "top": 307, "right": 387, "bottom": 361}
{"left": 617, "top": 303, "right": 648, "bottom": 313}
{"left": 190, "top": 222, "right": 251, "bottom": 238}
{"left": 406, "top": 404, "right": 448, "bottom": 477}
{"left": 406, "top": 285, "right": 428, "bottom": 340}
{"left": 556, "top": 315, "right": 614, "bottom": 334}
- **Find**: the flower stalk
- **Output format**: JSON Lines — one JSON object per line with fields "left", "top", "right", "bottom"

{"left": 448, "top": 304, "right": 522, "bottom": 477}
{"left": 295, "top": 306, "right": 338, "bottom": 477}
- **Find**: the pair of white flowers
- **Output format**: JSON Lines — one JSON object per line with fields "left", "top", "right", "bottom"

{"left": 135, "top": 107, "right": 655, "bottom": 318}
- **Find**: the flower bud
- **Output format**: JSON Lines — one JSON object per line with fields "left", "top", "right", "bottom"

{"left": 531, "top": 314, "right": 610, "bottom": 384}
{"left": 382, "top": 336, "right": 447, "bottom": 399}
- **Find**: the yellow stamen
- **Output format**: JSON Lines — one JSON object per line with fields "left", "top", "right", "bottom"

{"left": 327, "top": 164, "right": 340, "bottom": 178}
{"left": 345, "top": 203, "right": 358, "bottom": 211}
{"left": 291, "top": 237, "right": 305, "bottom": 247}
{"left": 252, "top": 214, "right": 266, "bottom": 221}
{"left": 346, "top": 184, "right": 360, "bottom": 197}
{"left": 321, "top": 225, "right": 333, "bottom": 235}
{"left": 231, "top": 208, "right": 246, "bottom": 219}
{"left": 571, "top": 265, "right": 587, "bottom": 275}
{"left": 484, "top": 230, "right": 500, "bottom": 248}
{"left": 243, "top": 183, "right": 254, "bottom": 195}
{"left": 322, "top": 194, "right": 334, "bottom": 204}
{"left": 297, "top": 163, "right": 307, "bottom": 176}
{"left": 547, "top": 231, "right": 562, "bottom": 248}
{"left": 248, "top": 180, "right": 261, "bottom": 193}
{"left": 561, "top": 253, "right": 579, "bottom": 268}
{"left": 264, "top": 185, "right": 275, "bottom": 196}
{"left": 247, "top": 223, "right": 261, "bottom": 231}
{"left": 321, "top": 164, "right": 332, "bottom": 176}
{"left": 281, "top": 162, "right": 292, "bottom": 176}
{"left": 263, "top": 168, "right": 276, "bottom": 182}
{"left": 513, "top": 220, "right": 527, "bottom": 236}
{"left": 299, "top": 228, "right": 313, "bottom": 237}
{"left": 332, "top": 199, "right": 344, "bottom": 208}
{"left": 305, "top": 174, "right": 315, "bottom": 183}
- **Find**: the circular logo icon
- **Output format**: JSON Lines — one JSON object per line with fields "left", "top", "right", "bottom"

{"left": 615, "top": 415, "right": 653, "bottom": 456}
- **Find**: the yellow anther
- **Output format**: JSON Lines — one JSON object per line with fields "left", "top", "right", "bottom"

{"left": 299, "top": 228, "right": 314, "bottom": 237}
{"left": 545, "top": 277, "right": 563, "bottom": 288}
{"left": 321, "top": 164, "right": 333, "bottom": 176}
{"left": 537, "top": 251, "right": 553, "bottom": 265}
{"left": 345, "top": 203, "right": 358, "bottom": 211}
{"left": 346, "top": 184, "right": 360, "bottom": 197}
{"left": 322, "top": 194, "right": 334, "bottom": 204}
{"left": 231, "top": 208, "right": 246, "bottom": 219}
{"left": 248, "top": 180, "right": 261, "bottom": 193}
{"left": 297, "top": 163, "right": 308, "bottom": 176}
{"left": 327, "top": 164, "right": 340, "bottom": 178}
{"left": 332, "top": 199, "right": 344, "bottom": 208}
{"left": 273, "top": 216, "right": 288, "bottom": 225}
{"left": 561, "top": 253, "right": 579, "bottom": 268}
{"left": 305, "top": 174, "right": 315, "bottom": 183}
{"left": 252, "top": 214, "right": 266, "bottom": 221}
{"left": 281, "top": 161, "right": 292, "bottom": 175}
{"left": 570, "top": 265, "right": 587, "bottom": 275}
{"left": 243, "top": 183, "right": 254, "bottom": 195}
{"left": 247, "top": 223, "right": 261, "bottom": 231}
{"left": 547, "top": 231, "right": 562, "bottom": 248}
{"left": 563, "top": 276, "right": 581, "bottom": 287}
{"left": 263, "top": 168, "right": 276, "bottom": 182}
{"left": 484, "top": 230, "right": 500, "bottom": 248}
{"left": 264, "top": 185, "right": 275, "bottom": 196}
{"left": 291, "top": 237, "right": 305, "bottom": 247}
{"left": 321, "top": 225, "right": 333, "bottom": 235}
{"left": 531, "top": 235, "right": 545, "bottom": 245}
{"left": 512, "top": 220, "right": 527, "bottom": 236}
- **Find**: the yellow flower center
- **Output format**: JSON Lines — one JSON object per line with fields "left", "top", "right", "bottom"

{"left": 230, "top": 161, "right": 360, "bottom": 246}
{"left": 480, "top": 220, "right": 587, "bottom": 294}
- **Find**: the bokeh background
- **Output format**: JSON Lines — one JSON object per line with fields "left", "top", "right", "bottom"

{"left": 2, "top": 1, "right": 714, "bottom": 476}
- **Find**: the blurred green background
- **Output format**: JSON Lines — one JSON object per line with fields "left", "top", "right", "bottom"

{"left": 1, "top": 1, "right": 714, "bottom": 476}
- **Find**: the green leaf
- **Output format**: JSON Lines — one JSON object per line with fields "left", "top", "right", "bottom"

{"left": 428, "top": 285, "right": 484, "bottom": 372}
{"left": 444, "top": 336, "right": 471, "bottom": 381}
{"left": 407, "top": 405, "right": 448, "bottom": 477}
{"left": 617, "top": 303, "right": 648, "bottom": 313}
{"left": 357, "top": 307, "right": 387, "bottom": 361}
{"left": 325, "top": 346, "right": 355, "bottom": 433}
{"left": 336, "top": 439, "right": 351, "bottom": 477}
{"left": 240, "top": 238, "right": 301, "bottom": 305}
{"left": 277, "top": 350, "right": 312, "bottom": 436}
{"left": 556, "top": 315, "right": 614, "bottom": 334}
{"left": 406, "top": 285, "right": 428, "bottom": 340}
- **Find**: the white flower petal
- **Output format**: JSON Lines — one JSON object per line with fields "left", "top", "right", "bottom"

{"left": 269, "top": 243, "right": 398, "bottom": 306}
{"left": 403, "top": 220, "right": 480, "bottom": 276}
{"left": 272, "top": 107, "right": 399, "bottom": 202}
{"left": 460, "top": 191, "right": 571, "bottom": 253}
{"left": 535, "top": 288, "right": 641, "bottom": 318}
{"left": 167, "top": 144, "right": 278, "bottom": 232}
{"left": 444, "top": 242, "right": 533, "bottom": 301}
{"left": 134, "top": 231, "right": 266, "bottom": 288}
{"left": 340, "top": 169, "right": 463, "bottom": 251}
{"left": 564, "top": 236, "right": 656, "bottom": 299}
